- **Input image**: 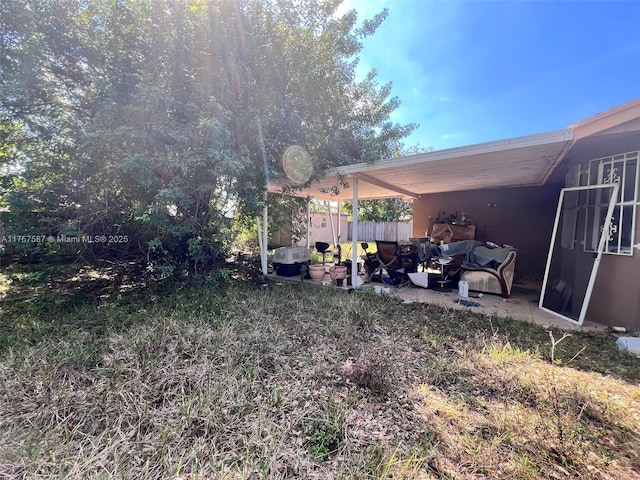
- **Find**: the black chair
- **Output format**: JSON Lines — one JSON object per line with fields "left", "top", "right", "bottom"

{"left": 315, "top": 242, "right": 331, "bottom": 265}
{"left": 373, "top": 241, "right": 419, "bottom": 287}
{"left": 361, "top": 242, "right": 379, "bottom": 278}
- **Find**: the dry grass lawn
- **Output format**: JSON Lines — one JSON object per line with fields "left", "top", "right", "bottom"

{"left": 0, "top": 268, "right": 639, "bottom": 479}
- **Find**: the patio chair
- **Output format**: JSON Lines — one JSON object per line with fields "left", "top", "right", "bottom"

{"left": 372, "top": 240, "right": 419, "bottom": 287}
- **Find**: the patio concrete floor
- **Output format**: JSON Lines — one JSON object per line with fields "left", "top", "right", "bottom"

{"left": 266, "top": 271, "right": 607, "bottom": 332}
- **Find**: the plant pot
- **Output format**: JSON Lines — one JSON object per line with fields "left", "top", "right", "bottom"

{"left": 329, "top": 265, "right": 348, "bottom": 284}
{"left": 342, "top": 260, "right": 359, "bottom": 285}
{"left": 308, "top": 264, "right": 326, "bottom": 281}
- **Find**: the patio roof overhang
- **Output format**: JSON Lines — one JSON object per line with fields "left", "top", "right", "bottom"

{"left": 267, "top": 128, "right": 574, "bottom": 202}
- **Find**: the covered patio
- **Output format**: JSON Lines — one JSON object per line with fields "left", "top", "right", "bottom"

{"left": 264, "top": 99, "right": 640, "bottom": 331}
{"left": 263, "top": 127, "right": 573, "bottom": 277}
{"left": 263, "top": 129, "right": 574, "bottom": 325}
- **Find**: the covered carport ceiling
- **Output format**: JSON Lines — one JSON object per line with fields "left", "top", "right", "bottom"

{"left": 268, "top": 129, "right": 574, "bottom": 202}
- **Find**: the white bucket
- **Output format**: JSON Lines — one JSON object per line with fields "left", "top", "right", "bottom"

{"left": 458, "top": 280, "right": 469, "bottom": 298}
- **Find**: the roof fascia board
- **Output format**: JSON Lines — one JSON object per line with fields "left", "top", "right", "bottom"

{"left": 327, "top": 128, "right": 573, "bottom": 177}
{"left": 569, "top": 98, "right": 640, "bottom": 140}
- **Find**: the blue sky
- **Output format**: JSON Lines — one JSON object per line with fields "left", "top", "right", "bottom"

{"left": 339, "top": 0, "right": 640, "bottom": 150}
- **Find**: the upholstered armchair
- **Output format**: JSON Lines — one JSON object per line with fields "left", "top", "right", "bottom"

{"left": 459, "top": 250, "right": 517, "bottom": 298}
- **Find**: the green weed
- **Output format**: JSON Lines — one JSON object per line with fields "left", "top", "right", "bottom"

{"left": 305, "top": 397, "right": 345, "bottom": 461}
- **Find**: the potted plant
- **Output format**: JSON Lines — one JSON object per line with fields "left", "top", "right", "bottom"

{"left": 329, "top": 265, "right": 348, "bottom": 285}
{"left": 308, "top": 263, "right": 326, "bottom": 282}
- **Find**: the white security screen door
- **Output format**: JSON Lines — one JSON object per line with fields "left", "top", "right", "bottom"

{"left": 539, "top": 184, "right": 619, "bottom": 326}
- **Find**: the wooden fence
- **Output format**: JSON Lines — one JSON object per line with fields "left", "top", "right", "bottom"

{"left": 347, "top": 221, "right": 413, "bottom": 242}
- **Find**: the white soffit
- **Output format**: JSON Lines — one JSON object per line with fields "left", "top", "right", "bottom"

{"left": 269, "top": 129, "right": 574, "bottom": 201}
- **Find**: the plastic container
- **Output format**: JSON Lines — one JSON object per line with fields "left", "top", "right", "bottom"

{"left": 616, "top": 337, "right": 640, "bottom": 357}
{"left": 273, "top": 262, "right": 307, "bottom": 277}
{"left": 458, "top": 280, "right": 469, "bottom": 298}
{"left": 273, "top": 246, "right": 311, "bottom": 264}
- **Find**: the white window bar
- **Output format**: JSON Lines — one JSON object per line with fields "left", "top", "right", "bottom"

{"left": 584, "top": 150, "right": 638, "bottom": 255}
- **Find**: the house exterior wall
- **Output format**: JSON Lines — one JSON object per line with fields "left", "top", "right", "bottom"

{"left": 587, "top": 241, "right": 640, "bottom": 330}
{"left": 412, "top": 184, "right": 561, "bottom": 280}
{"left": 559, "top": 152, "right": 640, "bottom": 331}
{"left": 413, "top": 181, "right": 640, "bottom": 330}
{"left": 297, "top": 213, "right": 349, "bottom": 246}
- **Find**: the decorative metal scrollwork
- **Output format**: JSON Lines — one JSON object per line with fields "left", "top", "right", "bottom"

{"left": 602, "top": 167, "right": 621, "bottom": 185}
{"left": 600, "top": 217, "right": 618, "bottom": 242}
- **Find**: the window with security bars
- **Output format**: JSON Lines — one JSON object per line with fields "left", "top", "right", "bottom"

{"left": 584, "top": 150, "right": 638, "bottom": 255}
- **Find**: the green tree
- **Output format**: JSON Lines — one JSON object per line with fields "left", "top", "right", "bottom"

{"left": 1, "top": 0, "right": 415, "bottom": 278}
{"left": 341, "top": 198, "right": 413, "bottom": 222}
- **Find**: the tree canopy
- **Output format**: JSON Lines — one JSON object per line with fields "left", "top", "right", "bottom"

{"left": 341, "top": 198, "right": 413, "bottom": 222}
{"left": 0, "top": 0, "right": 415, "bottom": 278}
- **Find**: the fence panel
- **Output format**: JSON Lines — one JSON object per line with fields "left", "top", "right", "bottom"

{"left": 347, "top": 221, "right": 413, "bottom": 242}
